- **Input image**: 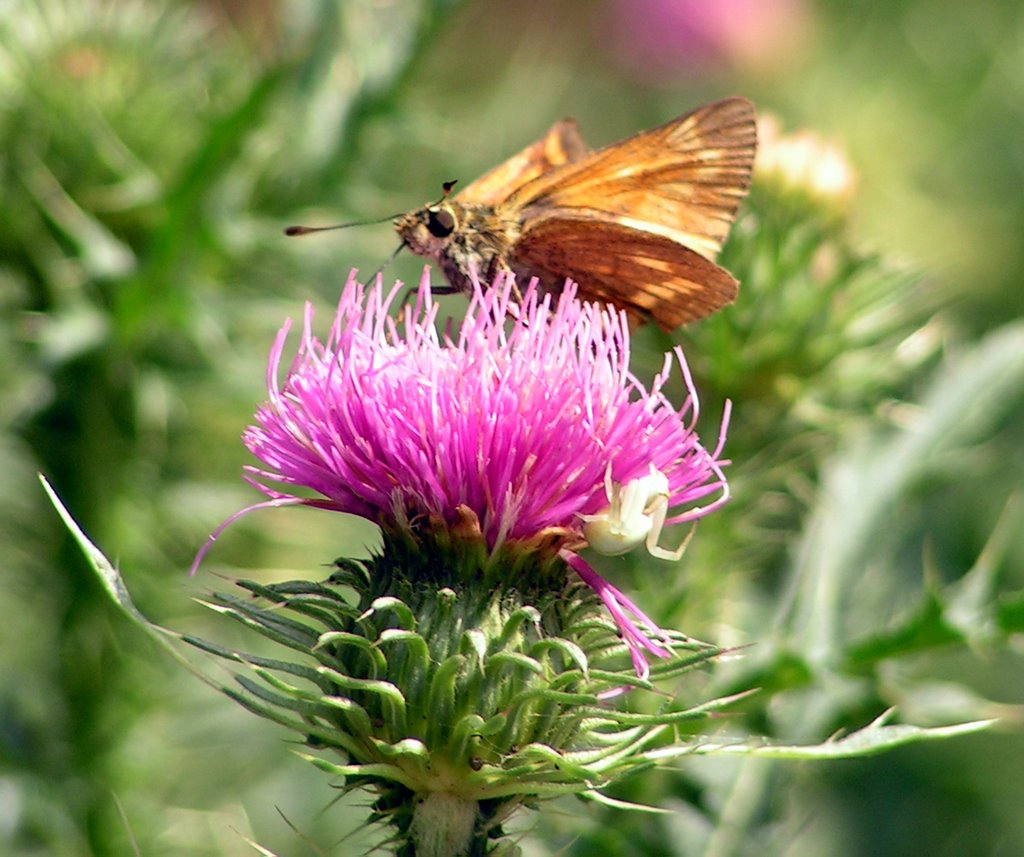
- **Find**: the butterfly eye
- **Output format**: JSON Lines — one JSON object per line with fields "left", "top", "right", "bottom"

{"left": 426, "top": 208, "right": 456, "bottom": 238}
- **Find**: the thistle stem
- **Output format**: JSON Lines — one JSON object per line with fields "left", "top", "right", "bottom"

{"left": 411, "top": 793, "right": 478, "bottom": 857}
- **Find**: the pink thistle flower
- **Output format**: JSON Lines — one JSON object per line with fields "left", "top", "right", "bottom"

{"left": 196, "top": 269, "right": 730, "bottom": 676}
{"left": 607, "top": 0, "right": 811, "bottom": 81}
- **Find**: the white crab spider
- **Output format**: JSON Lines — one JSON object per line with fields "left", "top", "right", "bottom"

{"left": 581, "top": 464, "right": 695, "bottom": 561}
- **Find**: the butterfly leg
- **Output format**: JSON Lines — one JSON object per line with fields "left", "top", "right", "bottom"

{"left": 484, "top": 256, "right": 524, "bottom": 303}
{"left": 392, "top": 281, "right": 463, "bottom": 317}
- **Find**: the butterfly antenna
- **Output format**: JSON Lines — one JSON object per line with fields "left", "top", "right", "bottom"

{"left": 431, "top": 179, "right": 458, "bottom": 206}
{"left": 284, "top": 212, "right": 404, "bottom": 237}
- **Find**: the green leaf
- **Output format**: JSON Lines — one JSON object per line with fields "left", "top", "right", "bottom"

{"left": 684, "top": 709, "right": 995, "bottom": 760}
{"left": 40, "top": 475, "right": 184, "bottom": 655}
{"left": 787, "top": 322, "right": 1024, "bottom": 664}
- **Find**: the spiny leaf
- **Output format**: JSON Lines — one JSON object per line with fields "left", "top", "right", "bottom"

{"left": 681, "top": 709, "right": 995, "bottom": 760}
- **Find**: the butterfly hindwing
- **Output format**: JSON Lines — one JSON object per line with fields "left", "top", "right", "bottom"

{"left": 512, "top": 217, "right": 739, "bottom": 330}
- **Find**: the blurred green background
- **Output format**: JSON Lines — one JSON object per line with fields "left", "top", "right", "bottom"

{"left": 2, "top": 1, "right": 1023, "bottom": 854}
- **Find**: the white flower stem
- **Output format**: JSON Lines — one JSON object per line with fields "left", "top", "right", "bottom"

{"left": 411, "top": 792, "right": 478, "bottom": 857}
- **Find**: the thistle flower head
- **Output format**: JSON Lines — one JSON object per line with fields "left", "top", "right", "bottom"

{"left": 239, "top": 269, "right": 727, "bottom": 561}
{"left": 195, "top": 269, "right": 729, "bottom": 682}
{"left": 756, "top": 113, "right": 856, "bottom": 206}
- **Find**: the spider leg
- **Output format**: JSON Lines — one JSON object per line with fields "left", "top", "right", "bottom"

{"left": 645, "top": 493, "right": 697, "bottom": 562}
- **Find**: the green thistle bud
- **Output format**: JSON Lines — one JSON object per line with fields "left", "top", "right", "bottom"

{"left": 190, "top": 537, "right": 722, "bottom": 855}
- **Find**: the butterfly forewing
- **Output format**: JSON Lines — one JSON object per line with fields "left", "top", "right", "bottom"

{"left": 510, "top": 97, "right": 756, "bottom": 262}
{"left": 456, "top": 119, "right": 587, "bottom": 206}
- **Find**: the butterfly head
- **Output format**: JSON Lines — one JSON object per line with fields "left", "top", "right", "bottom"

{"left": 394, "top": 202, "right": 459, "bottom": 260}
{"left": 395, "top": 179, "right": 463, "bottom": 260}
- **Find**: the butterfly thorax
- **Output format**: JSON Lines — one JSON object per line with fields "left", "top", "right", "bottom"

{"left": 394, "top": 200, "right": 521, "bottom": 294}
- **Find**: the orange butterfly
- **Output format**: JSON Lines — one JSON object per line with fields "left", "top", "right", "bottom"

{"left": 393, "top": 97, "right": 757, "bottom": 330}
